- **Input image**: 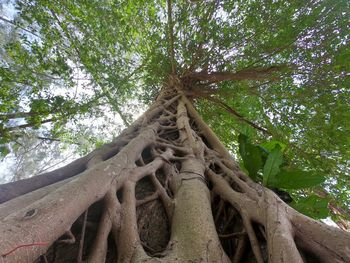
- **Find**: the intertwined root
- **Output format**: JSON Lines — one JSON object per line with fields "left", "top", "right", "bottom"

{"left": 1, "top": 92, "right": 349, "bottom": 263}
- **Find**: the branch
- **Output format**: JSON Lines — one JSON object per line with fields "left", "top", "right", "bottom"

{"left": 49, "top": 9, "right": 82, "bottom": 57}
{"left": 50, "top": 9, "right": 130, "bottom": 127}
{"left": 34, "top": 152, "right": 76, "bottom": 175}
{"left": 0, "top": 111, "right": 35, "bottom": 120}
{"left": 101, "top": 89, "right": 130, "bottom": 127}
{"left": 0, "top": 16, "right": 41, "bottom": 38}
{"left": 185, "top": 0, "right": 219, "bottom": 74}
{"left": 183, "top": 65, "right": 288, "bottom": 84}
{"left": 36, "top": 136, "right": 61, "bottom": 142}
{"left": 4, "top": 118, "right": 55, "bottom": 132}
{"left": 204, "top": 96, "right": 271, "bottom": 135}
{"left": 167, "top": 0, "right": 176, "bottom": 74}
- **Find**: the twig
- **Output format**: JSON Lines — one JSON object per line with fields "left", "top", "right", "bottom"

{"left": 204, "top": 96, "right": 271, "bottom": 135}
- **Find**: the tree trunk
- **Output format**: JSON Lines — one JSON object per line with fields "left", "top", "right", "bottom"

{"left": 0, "top": 77, "right": 349, "bottom": 263}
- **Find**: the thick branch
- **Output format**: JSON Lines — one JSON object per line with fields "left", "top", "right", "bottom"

{"left": 0, "top": 123, "right": 159, "bottom": 262}
{"left": 0, "top": 96, "right": 178, "bottom": 204}
{"left": 167, "top": 0, "right": 176, "bottom": 74}
{"left": 0, "top": 138, "right": 122, "bottom": 204}
{"left": 183, "top": 65, "right": 287, "bottom": 84}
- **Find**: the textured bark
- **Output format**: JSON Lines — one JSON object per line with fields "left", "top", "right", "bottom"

{"left": 0, "top": 78, "right": 349, "bottom": 263}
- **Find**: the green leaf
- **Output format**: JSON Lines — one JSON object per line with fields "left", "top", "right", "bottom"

{"left": 238, "top": 134, "right": 263, "bottom": 181}
{"left": 260, "top": 140, "right": 286, "bottom": 152}
{"left": 263, "top": 144, "right": 283, "bottom": 186}
{"left": 268, "top": 170, "right": 326, "bottom": 189}
{"left": 291, "top": 195, "right": 329, "bottom": 219}
{"left": 0, "top": 145, "right": 10, "bottom": 157}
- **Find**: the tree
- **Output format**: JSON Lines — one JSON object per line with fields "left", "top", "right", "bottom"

{"left": 0, "top": 0, "right": 350, "bottom": 262}
{"left": 1, "top": 76, "right": 350, "bottom": 262}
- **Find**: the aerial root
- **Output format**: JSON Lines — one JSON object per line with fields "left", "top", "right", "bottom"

{"left": 220, "top": 206, "right": 238, "bottom": 235}
{"left": 149, "top": 173, "right": 174, "bottom": 219}
{"left": 116, "top": 150, "right": 174, "bottom": 261}
{"left": 215, "top": 161, "right": 256, "bottom": 198}
{"left": 159, "top": 124, "right": 177, "bottom": 130}
{"left": 88, "top": 185, "right": 120, "bottom": 263}
{"left": 117, "top": 181, "right": 139, "bottom": 261}
{"left": 206, "top": 167, "right": 267, "bottom": 262}
{"left": 290, "top": 209, "right": 350, "bottom": 262}
{"left": 156, "top": 142, "right": 192, "bottom": 155}
{"left": 214, "top": 199, "right": 225, "bottom": 223}
{"left": 137, "top": 191, "right": 159, "bottom": 207}
{"left": 156, "top": 136, "right": 181, "bottom": 146}
{"left": 232, "top": 236, "right": 248, "bottom": 263}
{"left": 207, "top": 159, "right": 350, "bottom": 262}
{"left": 77, "top": 209, "right": 88, "bottom": 263}
{"left": 242, "top": 214, "right": 264, "bottom": 263}
{"left": 218, "top": 231, "right": 246, "bottom": 239}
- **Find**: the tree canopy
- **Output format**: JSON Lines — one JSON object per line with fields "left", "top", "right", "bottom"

{"left": 0, "top": 0, "right": 349, "bottom": 225}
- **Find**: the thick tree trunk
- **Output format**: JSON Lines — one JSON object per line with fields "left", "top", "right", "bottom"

{"left": 0, "top": 78, "right": 349, "bottom": 263}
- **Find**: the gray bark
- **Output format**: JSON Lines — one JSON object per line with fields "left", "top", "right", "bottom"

{"left": 0, "top": 81, "right": 349, "bottom": 263}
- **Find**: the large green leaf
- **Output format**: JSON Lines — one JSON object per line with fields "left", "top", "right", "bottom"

{"left": 238, "top": 134, "right": 263, "bottom": 181}
{"left": 0, "top": 145, "right": 10, "bottom": 158}
{"left": 268, "top": 170, "right": 325, "bottom": 189}
{"left": 291, "top": 195, "right": 330, "bottom": 219}
{"left": 263, "top": 145, "right": 283, "bottom": 186}
{"left": 260, "top": 140, "right": 287, "bottom": 153}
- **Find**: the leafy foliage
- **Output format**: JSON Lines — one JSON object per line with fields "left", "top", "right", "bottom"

{"left": 262, "top": 144, "right": 284, "bottom": 187}
{"left": 291, "top": 195, "right": 330, "bottom": 220}
{"left": 239, "top": 134, "right": 326, "bottom": 190}
{"left": 268, "top": 170, "right": 325, "bottom": 190}
{"left": 238, "top": 134, "right": 328, "bottom": 219}
{"left": 238, "top": 134, "right": 262, "bottom": 181}
{"left": 0, "top": 0, "right": 349, "bottom": 222}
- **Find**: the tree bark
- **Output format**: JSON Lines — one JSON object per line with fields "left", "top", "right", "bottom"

{"left": 0, "top": 79, "right": 349, "bottom": 263}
